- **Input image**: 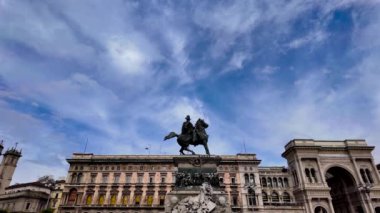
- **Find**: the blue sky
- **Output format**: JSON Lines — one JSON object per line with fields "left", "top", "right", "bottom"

{"left": 1, "top": 0, "right": 380, "bottom": 183}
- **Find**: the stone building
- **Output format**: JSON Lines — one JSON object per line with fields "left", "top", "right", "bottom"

{"left": 59, "top": 139, "right": 380, "bottom": 213}
{"left": 282, "top": 139, "right": 380, "bottom": 213}
{"left": 48, "top": 180, "right": 66, "bottom": 213}
{"left": 0, "top": 181, "right": 50, "bottom": 212}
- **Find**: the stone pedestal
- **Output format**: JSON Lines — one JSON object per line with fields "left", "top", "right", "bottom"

{"left": 165, "top": 155, "right": 231, "bottom": 213}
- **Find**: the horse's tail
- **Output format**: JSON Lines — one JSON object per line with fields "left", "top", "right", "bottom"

{"left": 164, "top": 132, "right": 178, "bottom": 140}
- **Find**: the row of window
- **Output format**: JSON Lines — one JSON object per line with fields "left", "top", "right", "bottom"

{"left": 72, "top": 172, "right": 251, "bottom": 185}
{"left": 70, "top": 173, "right": 169, "bottom": 184}
{"left": 0, "top": 202, "right": 32, "bottom": 211}
{"left": 301, "top": 168, "right": 375, "bottom": 185}
{"left": 218, "top": 166, "right": 239, "bottom": 172}
{"left": 244, "top": 173, "right": 255, "bottom": 185}
{"left": 261, "top": 177, "right": 289, "bottom": 188}
{"left": 74, "top": 165, "right": 172, "bottom": 172}
{"left": 305, "top": 168, "right": 318, "bottom": 183}
{"left": 66, "top": 188, "right": 165, "bottom": 207}
{"left": 360, "top": 168, "right": 374, "bottom": 185}
{"left": 262, "top": 191, "right": 291, "bottom": 203}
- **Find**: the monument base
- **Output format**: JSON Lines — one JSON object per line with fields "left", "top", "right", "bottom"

{"left": 165, "top": 155, "right": 232, "bottom": 213}
{"left": 165, "top": 186, "right": 231, "bottom": 213}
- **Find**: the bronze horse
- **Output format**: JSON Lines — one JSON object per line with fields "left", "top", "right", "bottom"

{"left": 164, "top": 118, "right": 210, "bottom": 155}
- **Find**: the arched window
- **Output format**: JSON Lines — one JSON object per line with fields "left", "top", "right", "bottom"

{"left": 250, "top": 174, "right": 255, "bottom": 184}
{"left": 314, "top": 206, "right": 327, "bottom": 213}
{"left": 247, "top": 188, "right": 256, "bottom": 206}
{"left": 279, "top": 178, "right": 284, "bottom": 188}
{"left": 284, "top": 178, "right": 289, "bottom": 187}
{"left": 375, "top": 207, "right": 380, "bottom": 213}
{"left": 134, "top": 194, "right": 141, "bottom": 205}
{"left": 147, "top": 194, "right": 154, "bottom": 206}
{"left": 273, "top": 178, "right": 278, "bottom": 187}
{"left": 366, "top": 169, "right": 374, "bottom": 184}
{"left": 122, "top": 194, "right": 129, "bottom": 205}
{"left": 360, "top": 169, "right": 368, "bottom": 183}
{"left": 244, "top": 174, "right": 249, "bottom": 184}
{"left": 262, "top": 191, "right": 268, "bottom": 203}
{"left": 67, "top": 188, "right": 77, "bottom": 205}
{"left": 159, "top": 194, "right": 165, "bottom": 206}
{"left": 271, "top": 192, "right": 279, "bottom": 203}
{"left": 86, "top": 194, "right": 92, "bottom": 205}
{"left": 71, "top": 173, "right": 77, "bottom": 183}
{"left": 283, "top": 192, "right": 291, "bottom": 203}
{"left": 98, "top": 194, "right": 105, "bottom": 205}
{"left": 305, "top": 168, "right": 312, "bottom": 183}
{"left": 311, "top": 168, "right": 318, "bottom": 183}
{"left": 261, "top": 177, "right": 267, "bottom": 187}
{"left": 110, "top": 194, "right": 117, "bottom": 205}
{"left": 76, "top": 173, "right": 82, "bottom": 184}
{"left": 267, "top": 178, "right": 272, "bottom": 187}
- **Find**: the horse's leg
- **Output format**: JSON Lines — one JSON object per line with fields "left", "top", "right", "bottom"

{"left": 185, "top": 147, "right": 196, "bottom": 155}
{"left": 203, "top": 141, "right": 210, "bottom": 155}
{"left": 179, "top": 147, "right": 185, "bottom": 155}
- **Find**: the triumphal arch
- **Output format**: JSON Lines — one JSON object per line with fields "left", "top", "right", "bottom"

{"left": 282, "top": 139, "right": 380, "bottom": 213}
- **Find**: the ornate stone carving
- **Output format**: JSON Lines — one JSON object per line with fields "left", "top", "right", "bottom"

{"left": 175, "top": 172, "right": 220, "bottom": 188}
{"left": 172, "top": 183, "right": 224, "bottom": 213}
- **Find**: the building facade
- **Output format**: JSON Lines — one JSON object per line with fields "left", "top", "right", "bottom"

{"left": 48, "top": 180, "right": 66, "bottom": 213}
{"left": 59, "top": 139, "right": 380, "bottom": 213}
{"left": 0, "top": 182, "right": 50, "bottom": 213}
{"left": 0, "top": 141, "right": 22, "bottom": 195}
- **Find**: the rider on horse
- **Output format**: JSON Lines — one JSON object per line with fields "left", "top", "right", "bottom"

{"left": 164, "top": 115, "right": 210, "bottom": 155}
{"left": 181, "top": 115, "right": 197, "bottom": 142}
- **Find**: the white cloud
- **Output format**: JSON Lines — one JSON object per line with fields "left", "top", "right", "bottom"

{"left": 1, "top": 0, "right": 380, "bottom": 183}
{"left": 0, "top": 100, "right": 71, "bottom": 184}
{"left": 193, "top": 1, "right": 261, "bottom": 36}
{"left": 287, "top": 30, "right": 329, "bottom": 49}
{"left": 254, "top": 65, "right": 279, "bottom": 75}
{"left": 0, "top": 1, "right": 97, "bottom": 64}
{"left": 106, "top": 35, "right": 161, "bottom": 75}
{"left": 225, "top": 52, "right": 250, "bottom": 72}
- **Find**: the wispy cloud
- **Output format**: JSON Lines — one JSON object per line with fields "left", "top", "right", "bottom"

{"left": 0, "top": 0, "right": 380, "bottom": 183}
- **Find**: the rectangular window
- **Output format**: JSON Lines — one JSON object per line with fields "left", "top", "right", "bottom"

{"left": 134, "top": 195, "right": 141, "bottom": 205}
{"left": 122, "top": 195, "right": 129, "bottom": 205}
{"left": 114, "top": 175, "right": 120, "bottom": 183}
{"left": 159, "top": 195, "right": 165, "bottom": 206}
{"left": 219, "top": 177, "right": 224, "bottom": 183}
{"left": 147, "top": 195, "right": 154, "bottom": 206}
{"left": 90, "top": 174, "right": 97, "bottom": 183}
{"left": 149, "top": 177, "right": 154, "bottom": 183}
{"left": 161, "top": 177, "right": 166, "bottom": 183}
{"left": 138, "top": 176, "right": 143, "bottom": 183}
{"left": 232, "top": 196, "right": 238, "bottom": 206}
{"left": 102, "top": 174, "right": 108, "bottom": 183}
{"left": 125, "top": 175, "right": 131, "bottom": 183}
{"left": 25, "top": 203, "right": 30, "bottom": 210}
{"left": 231, "top": 177, "right": 235, "bottom": 184}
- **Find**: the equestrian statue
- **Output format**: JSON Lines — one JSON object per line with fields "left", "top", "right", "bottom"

{"left": 164, "top": 115, "right": 210, "bottom": 155}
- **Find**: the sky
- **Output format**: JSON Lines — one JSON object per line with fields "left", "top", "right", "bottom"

{"left": 1, "top": 0, "right": 380, "bottom": 183}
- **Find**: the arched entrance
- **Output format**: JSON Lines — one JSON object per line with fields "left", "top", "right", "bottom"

{"left": 375, "top": 207, "right": 380, "bottom": 213}
{"left": 315, "top": 206, "right": 327, "bottom": 213}
{"left": 325, "top": 167, "right": 363, "bottom": 213}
